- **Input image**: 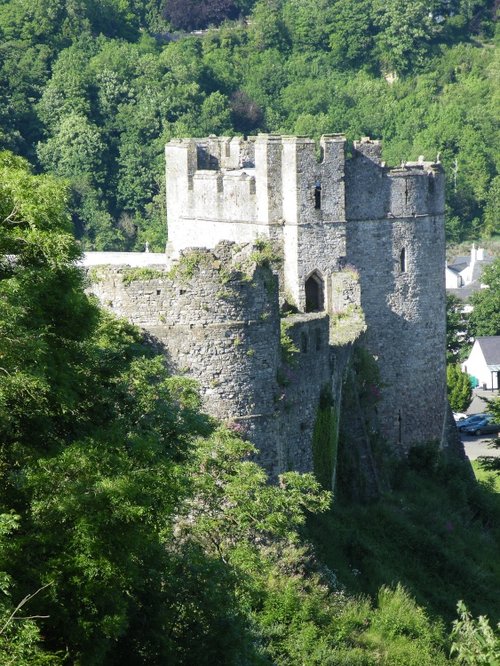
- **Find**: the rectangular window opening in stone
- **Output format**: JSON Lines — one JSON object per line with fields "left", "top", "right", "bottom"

{"left": 314, "top": 182, "right": 321, "bottom": 209}
{"left": 301, "top": 332, "right": 308, "bottom": 353}
{"left": 400, "top": 248, "right": 406, "bottom": 273}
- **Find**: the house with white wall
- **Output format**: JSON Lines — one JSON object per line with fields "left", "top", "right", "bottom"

{"left": 462, "top": 337, "right": 500, "bottom": 390}
{"left": 446, "top": 244, "right": 492, "bottom": 294}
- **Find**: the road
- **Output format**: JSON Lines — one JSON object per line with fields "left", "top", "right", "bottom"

{"left": 461, "top": 433, "right": 499, "bottom": 460}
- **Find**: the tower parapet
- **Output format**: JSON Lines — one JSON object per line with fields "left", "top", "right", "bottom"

{"left": 345, "top": 137, "right": 444, "bottom": 220}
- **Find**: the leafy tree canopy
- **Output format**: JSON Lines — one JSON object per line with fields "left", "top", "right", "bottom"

{"left": 469, "top": 258, "right": 500, "bottom": 338}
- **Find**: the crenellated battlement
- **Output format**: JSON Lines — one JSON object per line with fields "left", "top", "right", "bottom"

{"left": 166, "top": 135, "right": 444, "bottom": 257}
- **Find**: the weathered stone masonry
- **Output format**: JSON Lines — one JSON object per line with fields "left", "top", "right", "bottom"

{"left": 87, "top": 133, "right": 450, "bottom": 481}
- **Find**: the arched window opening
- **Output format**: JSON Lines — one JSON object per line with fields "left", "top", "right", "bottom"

{"left": 301, "top": 332, "right": 308, "bottom": 353}
{"left": 305, "top": 272, "right": 324, "bottom": 312}
{"left": 400, "top": 247, "right": 406, "bottom": 273}
{"left": 314, "top": 182, "right": 322, "bottom": 209}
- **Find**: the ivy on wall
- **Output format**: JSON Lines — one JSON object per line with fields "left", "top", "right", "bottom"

{"left": 312, "top": 386, "right": 338, "bottom": 491}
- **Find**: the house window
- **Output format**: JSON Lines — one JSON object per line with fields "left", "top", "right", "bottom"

{"left": 305, "top": 271, "right": 324, "bottom": 312}
{"left": 314, "top": 182, "right": 322, "bottom": 209}
{"left": 400, "top": 247, "right": 406, "bottom": 273}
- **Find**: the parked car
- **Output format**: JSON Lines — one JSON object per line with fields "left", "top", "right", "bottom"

{"left": 453, "top": 412, "right": 467, "bottom": 422}
{"left": 456, "top": 414, "right": 487, "bottom": 432}
{"left": 461, "top": 415, "right": 500, "bottom": 436}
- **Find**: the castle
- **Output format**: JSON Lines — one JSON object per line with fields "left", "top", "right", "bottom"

{"left": 86, "top": 134, "right": 451, "bottom": 485}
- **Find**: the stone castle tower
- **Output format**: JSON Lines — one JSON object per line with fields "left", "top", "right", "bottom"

{"left": 87, "top": 134, "right": 449, "bottom": 483}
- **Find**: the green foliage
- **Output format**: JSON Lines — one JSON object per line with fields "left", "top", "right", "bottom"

{"left": 121, "top": 266, "right": 165, "bottom": 285}
{"left": 312, "top": 387, "right": 337, "bottom": 490}
{"left": 447, "top": 364, "right": 472, "bottom": 412}
{"left": 249, "top": 237, "right": 283, "bottom": 268}
{"left": 356, "top": 584, "right": 449, "bottom": 666}
{"left": 166, "top": 249, "right": 210, "bottom": 281}
{"left": 446, "top": 293, "right": 471, "bottom": 362}
{"left": 0, "top": 514, "right": 62, "bottom": 665}
{"left": 450, "top": 600, "right": 500, "bottom": 665}
{"left": 469, "top": 258, "right": 500, "bottom": 338}
{"left": 308, "top": 457, "right": 500, "bottom": 623}
{"left": 280, "top": 319, "right": 299, "bottom": 366}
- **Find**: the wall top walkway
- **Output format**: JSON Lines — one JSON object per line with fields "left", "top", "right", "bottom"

{"left": 79, "top": 252, "right": 168, "bottom": 267}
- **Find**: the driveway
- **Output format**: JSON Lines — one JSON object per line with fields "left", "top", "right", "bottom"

{"left": 461, "top": 432, "right": 500, "bottom": 460}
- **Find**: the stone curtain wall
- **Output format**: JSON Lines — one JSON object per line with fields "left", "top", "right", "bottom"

{"left": 87, "top": 243, "right": 346, "bottom": 478}
{"left": 275, "top": 313, "right": 332, "bottom": 473}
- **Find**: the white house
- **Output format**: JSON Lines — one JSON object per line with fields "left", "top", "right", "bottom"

{"left": 446, "top": 244, "right": 492, "bottom": 293}
{"left": 462, "top": 337, "right": 500, "bottom": 390}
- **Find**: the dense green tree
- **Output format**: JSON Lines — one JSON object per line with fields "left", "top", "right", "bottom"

{"left": 248, "top": 0, "right": 289, "bottom": 51}
{"left": 372, "top": 0, "right": 442, "bottom": 74}
{"left": 328, "top": 0, "right": 375, "bottom": 70}
{"left": 469, "top": 258, "right": 500, "bottom": 338}
{"left": 483, "top": 175, "right": 500, "bottom": 237}
{"left": 0, "top": 514, "right": 62, "bottom": 665}
{"left": 446, "top": 293, "right": 471, "bottom": 362}
{"left": 447, "top": 364, "right": 473, "bottom": 412}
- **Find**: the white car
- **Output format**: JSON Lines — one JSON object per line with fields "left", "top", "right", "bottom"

{"left": 453, "top": 412, "right": 467, "bottom": 422}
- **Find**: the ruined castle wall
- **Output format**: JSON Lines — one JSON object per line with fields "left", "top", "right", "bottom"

{"left": 88, "top": 246, "right": 344, "bottom": 479}
{"left": 277, "top": 314, "right": 332, "bottom": 473}
{"left": 345, "top": 213, "right": 446, "bottom": 452}
{"left": 345, "top": 140, "right": 389, "bottom": 220}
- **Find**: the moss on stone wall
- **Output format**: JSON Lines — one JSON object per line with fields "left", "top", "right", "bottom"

{"left": 280, "top": 319, "right": 300, "bottom": 366}
{"left": 312, "top": 387, "right": 338, "bottom": 490}
{"left": 166, "top": 250, "right": 209, "bottom": 282}
{"left": 121, "top": 267, "right": 165, "bottom": 285}
{"left": 248, "top": 237, "right": 283, "bottom": 269}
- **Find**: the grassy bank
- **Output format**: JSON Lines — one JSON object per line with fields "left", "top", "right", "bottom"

{"left": 308, "top": 453, "right": 500, "bottom": 624}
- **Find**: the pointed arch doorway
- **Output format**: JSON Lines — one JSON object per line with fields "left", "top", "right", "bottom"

{"left": 305, "top": 271, "right": 324, "bottom": 312}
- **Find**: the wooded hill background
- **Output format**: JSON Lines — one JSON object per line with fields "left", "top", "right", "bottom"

{"left": 0, "top": 0, "right": 498, "bottom": 251}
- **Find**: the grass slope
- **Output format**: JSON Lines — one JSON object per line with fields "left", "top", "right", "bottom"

{"left": 308, "top": 453, "right": 500, "bottom": 624}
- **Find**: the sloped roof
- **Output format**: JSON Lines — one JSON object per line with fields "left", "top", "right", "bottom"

{"left": 477, "top": 336, "right": 500, "bottom": 370}
{"left": 448, "top": 252, "right": 493, "bottom": 277}
{"left": 448, "top": 256, "right": 469, "bottom": 272}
